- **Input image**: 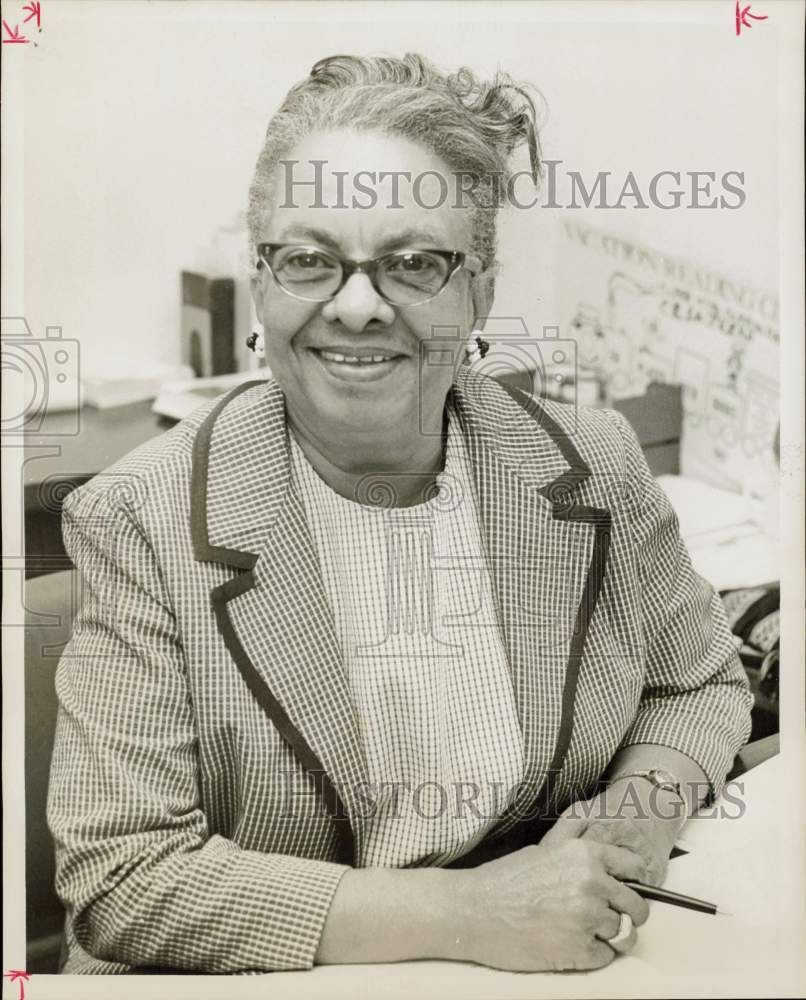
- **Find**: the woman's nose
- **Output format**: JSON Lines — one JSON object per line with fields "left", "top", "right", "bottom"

{"left": 322, "top": 272, "right": 396, "bottom": 333}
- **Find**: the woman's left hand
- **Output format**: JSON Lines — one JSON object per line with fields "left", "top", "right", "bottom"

{"left": 544, "top": 778, "right": 686, "bottom": 886}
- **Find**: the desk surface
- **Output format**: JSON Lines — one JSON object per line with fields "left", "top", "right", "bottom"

{"left": 24, "top": 755, "right": 805, "bottom": 1000}
{"left": 23, "top": 401, "right": 166, "bottom": 488}
{"left": 235, "top": 755, "right": 804, "bottom": 1000}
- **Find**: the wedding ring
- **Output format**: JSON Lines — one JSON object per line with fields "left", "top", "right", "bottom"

{"left": 607, "top": 912, "right": 633, "bottom": 946}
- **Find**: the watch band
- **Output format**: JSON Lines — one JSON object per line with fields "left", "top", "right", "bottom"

{"left": 609, "top": 769, "right": 688, "bottom": 820}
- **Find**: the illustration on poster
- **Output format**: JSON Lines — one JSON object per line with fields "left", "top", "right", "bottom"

{"left": 563, "top": 222, "right": 779, "bottom": 500}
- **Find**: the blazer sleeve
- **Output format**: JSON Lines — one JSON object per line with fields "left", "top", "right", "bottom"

{"left": 47, "top": 483, "right": 348, "bottom": 973}
{"left": 604, "top": 410, "right": 754, "bottom": 800}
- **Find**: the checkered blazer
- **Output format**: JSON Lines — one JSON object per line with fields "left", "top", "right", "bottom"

{"left": 47, "top": 366, "right": 752, "bottom": 974}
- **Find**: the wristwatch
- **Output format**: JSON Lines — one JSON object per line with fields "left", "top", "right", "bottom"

{"left": 610, "top": 769, "right": 688, "bottom": 818}
{"left": 614, "top": 768, "right": 680, "bottom": 796}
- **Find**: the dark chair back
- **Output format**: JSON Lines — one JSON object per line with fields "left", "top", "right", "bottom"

{"left": 25, "top": 569, "right": 78, "bottom": 972}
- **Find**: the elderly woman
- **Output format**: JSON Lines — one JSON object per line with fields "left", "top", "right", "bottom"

{"left": 48, "top": 53, "right": 752, "bottom": 975}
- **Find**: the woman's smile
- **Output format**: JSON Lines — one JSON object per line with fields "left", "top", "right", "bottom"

{"left": 308, "top": 345, "right": 408, "bottom": 384}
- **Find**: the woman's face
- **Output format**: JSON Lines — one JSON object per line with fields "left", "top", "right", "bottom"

{"left": 251, "top": 129, "right": 484, "bottom": 446}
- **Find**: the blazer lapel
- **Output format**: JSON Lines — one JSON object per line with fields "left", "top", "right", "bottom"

{"left": 191, "top": 379, "right": 369, "bottom": 864}
{"left": 450, "top": 367, "right": 611, "bottom": 832}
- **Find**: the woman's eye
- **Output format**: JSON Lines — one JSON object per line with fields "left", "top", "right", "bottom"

{"left": 402, "top": 256, "right": 424, "bottom": 271}
{"left": 387, "top": 253, "right": 437, "bottom": 274}
{"left": 402, "top": 254, "right": 429, "bottom": 271}
{"left": 286, "top": 252, "right": 333, "bottom": 270}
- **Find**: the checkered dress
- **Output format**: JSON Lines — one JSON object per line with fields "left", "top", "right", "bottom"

{"left": 288, "top": 406, "right": 523, "bottom": 868}
{"left": 47, "top": 367, "right": 753, "bottom": 975}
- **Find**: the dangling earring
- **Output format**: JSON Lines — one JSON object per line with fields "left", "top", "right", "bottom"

{"left": 246, "top": 326, "right": 266, "bottom": 358}
{"left": 465, "top": 331, "right": 489, "bottom": 364}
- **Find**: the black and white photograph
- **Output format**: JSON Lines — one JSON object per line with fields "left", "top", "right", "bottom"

{"left": 2, "top": 1, "right": 804, "bottom": 998}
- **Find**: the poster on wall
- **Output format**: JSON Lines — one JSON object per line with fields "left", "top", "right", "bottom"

{"left": 559, "top": 219, "right": 780, "bottom": 504}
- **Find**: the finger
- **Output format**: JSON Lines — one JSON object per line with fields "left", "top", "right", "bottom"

{"left": 595, "top": 906, "right": 621, "bottom": 941}
{"left": 607, "top": 914, "right": 638, "bottom": 955}
{"left": 593, "top": 842, "right": 649, "bottom": 882}
{"left": 594, "top": 823, "right": 668, "bottom": 885}
{"left": 606, "top": 823, "right": 668, "bottom": 884}
{"left": 644, "top": 851, "right": 669, "bottom": 886}
{"left": 603, "top": 877, "right": 651, "bottom": 926}
{"left": 583, "top": 821, "right": 657, "bottom": 871}
{"left": 580, "top": 939, "right": 617, "bottom": 970}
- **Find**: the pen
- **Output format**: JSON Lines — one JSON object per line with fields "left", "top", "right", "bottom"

{"left": 622, "top": 880, "right": 720, "bottom": 915}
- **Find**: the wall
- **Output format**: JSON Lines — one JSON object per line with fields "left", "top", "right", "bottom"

{"left": 20, "top": 1, "right": 779, "bottom": 376}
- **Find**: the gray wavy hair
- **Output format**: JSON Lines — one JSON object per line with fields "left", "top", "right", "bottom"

{"left": 247, "top": 53, "right": 543, "bottom": 295}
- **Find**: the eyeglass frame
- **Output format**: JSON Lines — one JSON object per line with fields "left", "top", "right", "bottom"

{"left": 255, "top": 242, "right": 483, "bottom": 306}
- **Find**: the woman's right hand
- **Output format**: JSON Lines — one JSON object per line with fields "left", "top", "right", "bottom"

{"left": 452, "top": 838, "right": 651, "bottom": 972}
